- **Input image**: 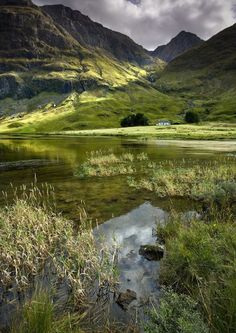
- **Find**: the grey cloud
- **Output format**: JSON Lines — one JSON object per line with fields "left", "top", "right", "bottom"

{"left": 33, "top": 0, "right": 235, "bottom": 50}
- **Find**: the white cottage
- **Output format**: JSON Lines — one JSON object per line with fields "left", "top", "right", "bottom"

{"left": 157, "top": 120, "right": 171, "bottom": 126}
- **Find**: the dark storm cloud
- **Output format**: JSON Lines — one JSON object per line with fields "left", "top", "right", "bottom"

{"left": 34, "top": 0, "right": 235, "bottom": 50}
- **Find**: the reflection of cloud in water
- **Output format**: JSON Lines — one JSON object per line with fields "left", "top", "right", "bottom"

{"left": 94, "top": 203, "right": 167, "bottom": 304}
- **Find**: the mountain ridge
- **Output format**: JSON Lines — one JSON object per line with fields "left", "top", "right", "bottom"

{"left": 152, "top": 31, "right": 204, "bottom": 62}
{"left": 42, "top": 4, "right": 153, "bottom": 65}
{"left": 156, "top": 24, "right": 236, "bottom": 121}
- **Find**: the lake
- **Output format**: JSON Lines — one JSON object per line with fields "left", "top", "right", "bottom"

{"left": 1, "top": 136, "right": 235, "bottom": 222}
{"left": 0, "top": 136, "right": 235, "bottom": 327}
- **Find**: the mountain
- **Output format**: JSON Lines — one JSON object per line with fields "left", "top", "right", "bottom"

{"left": 152, "top": 31, "right": 203, "bottom": 62}
{"left": 0, "top": 0, "right": 162, "bottom": 100}
{"left": 42, "top": 5, "right": 152, "bottom": 65}
{"left": 0, "top": 0, "right": 82, "bottom": 59}
{"left": 0, "top": 0, "right": 235, "bottom": 133}
{"left": 166, "top": 24, "right": 236, "bottom": 70}
{"left": 0, "top": 0, "right": 180, "bottom": 133}
{"left": 157, "top": 24, "right": 236, "bottom": 121}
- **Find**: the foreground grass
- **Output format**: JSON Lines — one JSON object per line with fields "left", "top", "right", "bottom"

{"left": 0, "top": 185, "right": 117, "bottom": 332}
{"left": 156, "top": 207, "right": 236, "bottom": 333}
{"left": 145, "top": 289, "right": 209, "bottom": 333}
{"left": 53, "top": 123, "right": 236, "bottom": 140}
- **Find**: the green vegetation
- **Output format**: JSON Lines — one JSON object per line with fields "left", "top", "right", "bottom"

{"left": 74, "top": 149, "right": 236, "bottom": 332}
{"left": 12, "top": 292, "right": 59, "bottom": 333}
{"left": 77, "top": 150, "right": 236, "bottom": 205}
{"left": 0, "top": 83, "right": 185, "bottom": 133}
{"left": 76, "top": 150, "right": 148, "bottom": 178}
{"left": 0, "top": 185, "right": 116, "bottom": 315}
{"left": 121, "top": 113, "right": 149, "bottom": 127}
{"left": 153, "top": 24, "right": 236, "bottom": 124}
{"left": 11, "top": 290, "right": 123, "bottom": 333}
{"left": 185, "top": 110, "right": 200, "bottom": 123}
{"left": 128, "top": 159, "right": 236, "bottom": 202}
{"left": 157, "top": 207, "right": 236, "bottom": 333}
{"left": 48, "top": 123, "right": 236, "bottom": 140}
{"left": 145, "top": 289, "right": 208, "bottom": 333}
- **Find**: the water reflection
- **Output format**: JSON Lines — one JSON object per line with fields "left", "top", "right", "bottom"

{"left": 0, "top": 136, "right": 233, "bottom": 222}
{"left": 95, "top": 203, "right": 166, "bottom": 303}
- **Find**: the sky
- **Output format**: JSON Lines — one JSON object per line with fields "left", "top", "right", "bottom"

{"left": 34, "top": 0, "right": 236, "bottom": 50}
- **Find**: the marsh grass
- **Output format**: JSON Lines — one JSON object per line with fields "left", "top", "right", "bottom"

{"left": 76, "top": 150, "right": 149, "bottom": 178}
{"left": 157, "top": 208, "right": 236, "bottom": 333}
{"left": 128, "top": 158, "right": 236, "bottom": 203}
{"left": 0, "top": 184, "right": 117, "bottom": 308}
{"left": 11, "top": 289, "right": 137, "bottom": 333}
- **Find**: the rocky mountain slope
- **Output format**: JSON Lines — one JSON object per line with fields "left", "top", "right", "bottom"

{"left": 166, "top": 24, "right": 236, "bottom": 70}
{"left": 0, "top": 0, "right": 162, "bottom": 101}
{"left": 156, "top": 24, "right": 236, "bottom": 121}
{"left": 152, "top": 31, "right": 203, "bottom": 62}
{"left": 42, "top": 5, "right": 152, "bottom": 65}
{"left": 0, "top": 0, "right": 81, "bottom": 59}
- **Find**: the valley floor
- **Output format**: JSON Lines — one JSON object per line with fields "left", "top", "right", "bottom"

{"left": 50, "top": 123, "right": 236, "bottom": 141}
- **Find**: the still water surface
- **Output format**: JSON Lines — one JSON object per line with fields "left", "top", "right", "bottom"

{"left": 0, "top": 136, "right": 234, "bottom": 222}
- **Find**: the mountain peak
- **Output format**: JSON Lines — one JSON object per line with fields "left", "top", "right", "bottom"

{"left": 152, "top": 31, "right": 203, "bottom": 62}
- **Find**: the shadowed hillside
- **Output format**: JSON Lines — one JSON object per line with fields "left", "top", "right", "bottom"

{"left": 42, "top": 4, "right": 153, "bottom": 65}
{"left": 151, "top": 31, "right": 203, "bottom": 62}
{"left": 156, "top": 24, "right": 236, "bottom": 121}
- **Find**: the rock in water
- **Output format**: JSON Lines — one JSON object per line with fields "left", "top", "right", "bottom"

{"left": 139, "top": 244, "right": 165, "bottom": 261}
{"left": 116, "top": 289, "right": 137, "bottom": 310}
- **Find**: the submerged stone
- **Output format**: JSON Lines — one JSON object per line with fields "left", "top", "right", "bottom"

{"left": 116, "top": 289, "right": 137, "bottom": 310}
{"left": 139, "top": 244, "right": 165, "bottom": 261}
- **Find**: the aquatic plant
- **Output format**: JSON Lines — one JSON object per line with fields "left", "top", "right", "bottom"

{"left": 128, "top": 158, "right": 236, "bottom": 204}
{"left": 75, "top": 150, "right": 150, "bottom": 178}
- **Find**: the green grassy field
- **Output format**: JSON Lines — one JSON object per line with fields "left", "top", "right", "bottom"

{"left": 50, "top": 123, "right": 236, "bottom": 140}
{"left": 0, "top": 85, "right": 185, "bottom": 133}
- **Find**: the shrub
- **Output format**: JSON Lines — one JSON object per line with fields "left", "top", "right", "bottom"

{"left": 185, "top": 111, "right": 200, "bottom": 123}
{"left": 145, "top": 289, "right": 208, "bottom": 333}
{"left": 120, "top": 113, "right": 149, "bottom": 127}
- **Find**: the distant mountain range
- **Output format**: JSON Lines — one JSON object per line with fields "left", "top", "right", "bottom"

{"left": 0, "top": 0, "right": 235, "bottom": 132}
{"left": 151, "top": 31, "right": 204, "bottom": 62}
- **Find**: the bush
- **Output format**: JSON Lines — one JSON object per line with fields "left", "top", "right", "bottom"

{"left": 185, "top": 111, "right": 200, "bottom": 123}
{"left": 145, "top": 289, "right": 208, "bottom": 333}
{"left": 120, "top": 113, "right": 149, "bottom": 127}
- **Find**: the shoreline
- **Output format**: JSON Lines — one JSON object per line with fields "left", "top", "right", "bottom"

{"left": 0, "top": 124, "right": 236, "bottom": 141}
